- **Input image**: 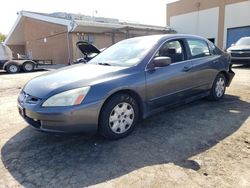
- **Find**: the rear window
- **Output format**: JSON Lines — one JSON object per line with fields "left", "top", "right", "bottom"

{"left": 187, "top": 39, "right": 211, "bottom": 59}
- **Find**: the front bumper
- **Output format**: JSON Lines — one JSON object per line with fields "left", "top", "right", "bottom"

{"left": 225, "top": 70, "right": 235, "bottom": 86}
{"left": 231, "top": 58, "right": 250, "bottom": 64}
{"left": 17, "top": 100, "right": 103, "bottom": 134}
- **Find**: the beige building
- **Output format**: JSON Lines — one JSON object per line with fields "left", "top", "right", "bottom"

{"left": 167, "top": 0, "right": 250, "bottom": 49}
{"left": 5, "top": 11, "right": 173, "bottom": 64}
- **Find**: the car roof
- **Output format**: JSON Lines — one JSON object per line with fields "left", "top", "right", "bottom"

{"left": 131, "top": 34, "right": 208, "bottom": 43}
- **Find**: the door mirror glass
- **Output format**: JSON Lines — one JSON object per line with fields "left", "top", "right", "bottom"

{"left": 152, "top": 56, "right": 172, "bottom": 68}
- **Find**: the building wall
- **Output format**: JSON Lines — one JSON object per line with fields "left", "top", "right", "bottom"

{"left": 166, "top": 0, "right": 248, "bottom": 49}
{"left": 70, "top": 33, "right": 80, "bottom": 62}
{"left": 170, "top": 7, "right": 219, "bottom": 44}
{"left": 70, "top": 32, "right": 127, "bottom": 61}
{"left": 114, "top": 33, "right": 127, "bottom": 44}
{"left": 70, "top": 30, "right": 169, "bottom": 61}
{"left": 70, "top": 33, "right": 109, "bottom": 61}
{"left": 224, "top": 1, "right": 250, "bottom": 48}
{"left": 8, "top": 17, "right": 170, "bottom": 64}
{"left": 94, "top": 33, "right": 113, "bottom": 49}
{"left": 70, "top": 29, "right": 173, "bottom": 62}
{"left": 23, "top": 18, "right": 69, "bottom": 64}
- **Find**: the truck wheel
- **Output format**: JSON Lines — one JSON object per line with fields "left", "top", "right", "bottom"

{"left": 6, "top": 63, "right": 20, "bottom": 74}
{"left": 22, "top": 62, "right": 35, "bottom": 72}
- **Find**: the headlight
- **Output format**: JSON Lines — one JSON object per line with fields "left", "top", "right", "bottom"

{"left": 42, "top": 87, "right": 90, "bottom": 107}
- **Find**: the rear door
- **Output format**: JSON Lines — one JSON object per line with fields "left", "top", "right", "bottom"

{"left": 145, "top": 38, "right": 197, "bottom": 108}
{"left": 185, "top": 38, "right": 219, "bottom": 94}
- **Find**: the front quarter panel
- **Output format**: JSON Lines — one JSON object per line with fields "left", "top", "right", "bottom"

{"left": 83, "top": 69, "right": 146, "bottom": 107}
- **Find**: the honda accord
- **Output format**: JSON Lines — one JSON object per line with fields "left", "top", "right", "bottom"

{"left": 18, "top": 34, "right": 235, "bottom": 139}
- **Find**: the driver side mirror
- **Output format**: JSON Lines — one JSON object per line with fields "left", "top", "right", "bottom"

{"left": 231, "top": 43, "right": 235, "bottom": 47}
{"left": 148, "top": 56, "right": 172, "bottom": 69}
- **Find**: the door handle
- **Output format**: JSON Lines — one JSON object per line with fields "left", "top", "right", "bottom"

{"left": 183, "top": 65, "right": 193, "bottom": 72}
{"left": 213, "top": 60, "right": 219, "bottom": 64}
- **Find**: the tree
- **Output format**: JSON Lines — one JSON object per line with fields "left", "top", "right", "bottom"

{"left": 0, "top": 33, "right": 6, "bottom": 42}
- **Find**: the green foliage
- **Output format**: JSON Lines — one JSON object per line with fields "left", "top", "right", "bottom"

{"left": 0, "top": 33, "right": 6, "bottom": 42}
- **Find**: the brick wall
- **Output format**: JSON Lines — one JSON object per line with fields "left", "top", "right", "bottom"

{"left": 23, "top": 18, "right": 69, "bottom": 64}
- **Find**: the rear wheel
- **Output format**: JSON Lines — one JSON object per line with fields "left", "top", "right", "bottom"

{"left": 99, "top": 94, "right": 139, "bottom": 139}
{"left": 22, "top": 62, "right": 35, "bottom": 72}
{"left": 6, "top": 63, "right": 20, "bottom": 74}
{"left": 208, "top": 73, "right": 226, "bottom": 101}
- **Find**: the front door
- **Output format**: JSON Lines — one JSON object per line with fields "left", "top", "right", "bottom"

{"left": 145, "top": 39, "right": 196, "bottom": 108}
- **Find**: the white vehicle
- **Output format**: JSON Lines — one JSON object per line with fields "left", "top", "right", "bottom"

{"left": 0, "top": 43, "right": 40, "bottom": 73}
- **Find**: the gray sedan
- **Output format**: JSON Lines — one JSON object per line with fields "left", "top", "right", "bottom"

{"left": 18, "top": 34, "right": 235, "bottom": 139}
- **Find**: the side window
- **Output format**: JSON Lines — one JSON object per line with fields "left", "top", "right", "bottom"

{"left": 187, "top": 39, "right": 211, "bottom": 59}
{"left": 156, "top": 40, "right": 184, "bottom": 63}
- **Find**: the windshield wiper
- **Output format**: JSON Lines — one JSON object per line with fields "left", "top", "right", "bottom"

{"left": 98, "top": 62, "right": 111, "bottom": 66}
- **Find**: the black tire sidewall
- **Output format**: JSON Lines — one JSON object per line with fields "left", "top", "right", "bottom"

{"left": 209, "top": 73, "right": 226, "bottom": 101}
{"left": 99, "top": 94, "right": 139, "bottom": 139}
{"left": 6, "top": 63, "right": 20, "bottom": 74}
{"left": 23, "top": 62, "right": 35, "bottom": 72}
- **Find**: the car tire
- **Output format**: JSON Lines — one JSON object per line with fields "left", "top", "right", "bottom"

{"left": 6, "top": 63, "right": 20, "bottom": 74}
{"left": 22, "top": 62, "right": 35, "bottom": 72}
{"left": 99, "top": 93, "right": 139, "bottom": 140}
{"left": 208, "top": 73, "right": 226, "bottom": 101}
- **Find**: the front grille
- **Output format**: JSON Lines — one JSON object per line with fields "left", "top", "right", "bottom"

{"left": 231, "top": 51, "right": 250, "bottom": 57}
{"left": 18, "top": 91, "right": 40, "bottom": 104}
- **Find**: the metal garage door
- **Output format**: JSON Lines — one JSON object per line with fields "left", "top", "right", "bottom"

{"left": 227, "top": 26, "right": 250, "bottom": 48}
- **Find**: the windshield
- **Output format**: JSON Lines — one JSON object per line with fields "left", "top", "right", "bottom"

{"left": 88, "top": 36, "right": 159, "bottom": 67}
{"left": 236, "top": 37, "right": 250, "bottom": 46}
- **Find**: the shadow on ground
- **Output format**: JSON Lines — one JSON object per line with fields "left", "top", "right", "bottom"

{"left": 1, "top": 95, "right": 250, "bottom": 187}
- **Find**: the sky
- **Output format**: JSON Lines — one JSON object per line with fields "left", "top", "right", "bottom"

{"left": 0, "top": 0, "right": 178, "bottom": 35}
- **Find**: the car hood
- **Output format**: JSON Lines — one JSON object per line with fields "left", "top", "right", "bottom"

{"left": 228, "top": 45, "right": 250, "bottom": 51}
{"left": 76, "top": 41, "right": 100, "bottom": 55}
{"left": 23, "top": 64, "right": 126, "bottom": 98}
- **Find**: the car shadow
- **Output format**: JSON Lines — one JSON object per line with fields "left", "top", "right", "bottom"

{"left": 1, "top": 94, "right": 249, "bottom": 187}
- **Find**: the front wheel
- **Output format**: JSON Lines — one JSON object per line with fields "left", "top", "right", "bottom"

{"left": 99, "top": 94, "right": 139, "bottom": 140}
{"left": 208, "top": 73, "right": 226, "bottom": 101}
